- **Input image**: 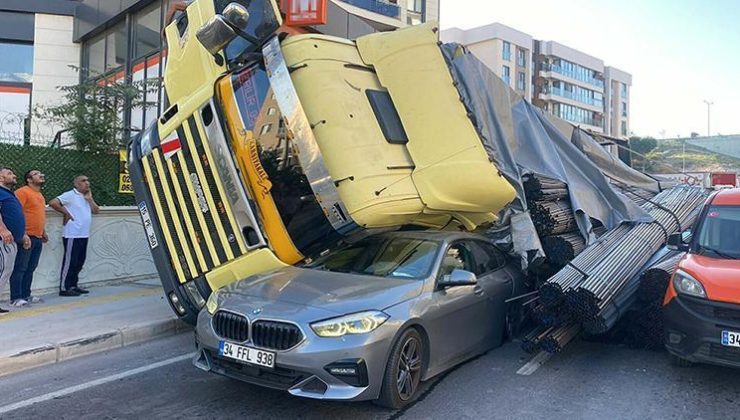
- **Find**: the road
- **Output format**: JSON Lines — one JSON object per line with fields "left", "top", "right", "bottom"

{"left": 0, "top": 333, "right": 738, "bottom": 419}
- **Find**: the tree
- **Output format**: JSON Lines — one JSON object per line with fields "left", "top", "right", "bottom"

{"left": 628, "top": 136, "right": 658, "bottom": 156}
{"left": 35, "top": 66, "right": 159, "bottom": 153}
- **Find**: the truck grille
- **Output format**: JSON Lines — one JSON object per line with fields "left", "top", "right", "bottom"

{"left": 213, "top": 311, "right": 249, "bottom": 342}
{"left": 252, "top": 321, "right": 303, "bottom": 351}
{"left": 683, "top": 297, "right": 740, "bottom": 325}
{"left": 141, "top": 114, "right": 246, "bottom": 283}
{"left": 697, "top": 343, "right": 740, "bottom": 364}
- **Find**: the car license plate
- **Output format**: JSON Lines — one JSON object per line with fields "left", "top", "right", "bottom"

{"left": 721, "top": 330, "right": 740, "bottom": 348}
{"left": 219, "top": 341, "right": 275, "bottom": 368}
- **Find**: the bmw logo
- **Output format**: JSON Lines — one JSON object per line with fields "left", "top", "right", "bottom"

{"left": 252, "top": 308, "right": 262, "bottom": 315}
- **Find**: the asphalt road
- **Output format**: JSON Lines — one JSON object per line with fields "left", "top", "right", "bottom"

{"left": 0, "top": 333, "right": 738, "bottom": 419}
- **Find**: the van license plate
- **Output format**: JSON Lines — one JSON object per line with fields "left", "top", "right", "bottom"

{"left": 721, "top": 331, "right": 740, "bottom": 348}
{"left": 219, "top": 341, "right": 275, "bottom": 368}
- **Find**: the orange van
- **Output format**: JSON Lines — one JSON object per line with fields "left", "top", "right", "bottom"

{"left": 664, "top": 188, "right": 740, "bottom": 367}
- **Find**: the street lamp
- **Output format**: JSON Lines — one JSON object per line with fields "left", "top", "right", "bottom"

{"left": 703, "top": 99, "right": 713, "bottom": 136}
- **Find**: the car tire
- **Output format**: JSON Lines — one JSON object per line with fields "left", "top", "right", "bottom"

{"left": 375, "top": 328, "right": 424, "bottom": 409}
{"left": 669, "top": 353, "right": 693, "bottom": 367}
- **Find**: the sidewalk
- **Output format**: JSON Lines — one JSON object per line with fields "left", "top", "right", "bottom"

{"left": 0, "top": 278, "right": 191, "bottom": 378}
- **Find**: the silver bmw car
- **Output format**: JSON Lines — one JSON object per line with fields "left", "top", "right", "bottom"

{"left": 193, "top": 231, "right": 525, "bottom": 408}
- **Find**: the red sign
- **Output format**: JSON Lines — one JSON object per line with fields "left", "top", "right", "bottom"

{"left": 284, "top": 0, "right": 327, "bottom": 26}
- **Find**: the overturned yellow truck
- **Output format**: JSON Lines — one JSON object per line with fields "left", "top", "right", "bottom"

{"left": 127, "top": 0, "right": 517, "bottom": 323}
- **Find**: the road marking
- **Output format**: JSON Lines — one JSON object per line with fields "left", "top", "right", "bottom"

{"left": 0, "top": 353, "right": 193, "bottom": 415}
{"left": 516, "top": 351, "right": 553, "bottom": 376}
{"left": 0, "top": 288, "right": 162, "bottom": 322}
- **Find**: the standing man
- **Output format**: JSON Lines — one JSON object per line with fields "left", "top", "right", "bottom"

{"left": 9, "top": 170, "right": 48, "bottom": 306}
{"left": 0, "top": 166, "right": 28, "bottom": 313}
{"left": 49, "top": 175, "right": 100, "bottom": 296}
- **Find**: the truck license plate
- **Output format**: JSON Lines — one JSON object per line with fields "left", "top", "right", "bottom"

{"left": 219, "top": 341, "right": 275, "bottom": 368}
{"left": 721, "top": 330, "right": 740, "bottom": 348}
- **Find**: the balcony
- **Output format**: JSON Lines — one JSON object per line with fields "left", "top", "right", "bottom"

{"left": 540, "top": 63, "right": 604, "bottom": 89}
{"left": 338, "top": 0, "right": 401, "bottom": 18}
{"left": 544, "top": 86, "right": 604, "bottom": 108}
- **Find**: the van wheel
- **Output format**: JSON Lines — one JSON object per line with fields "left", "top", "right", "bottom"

{"left": 375, "top": 329, "right": 424, "bottom": 409}
{"left": 669, "top": 353, "right": 693, "bottom": 367}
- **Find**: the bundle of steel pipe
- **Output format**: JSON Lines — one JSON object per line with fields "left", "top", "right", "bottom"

{"left": 541, "top": 232, "right": 586, "bottom": 266}
{"left": 523, "top": 175, "right": 568, "bottom": 202}
{"left": 530, "top": 201, "right": 579, "bottom": 236}
{"left": 638, "top": 253, "right": 685, "bottom": 303}
{"left": 530, "top": 186, "right": 707, "bottom": 352}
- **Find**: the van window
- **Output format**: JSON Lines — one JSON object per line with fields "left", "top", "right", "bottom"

{"left": 696, "top": 205, "right": 740, "bottom": 259}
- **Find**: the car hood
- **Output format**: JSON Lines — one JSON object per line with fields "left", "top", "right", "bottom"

{"left": 680, "top": 254, "right": 740, "bottom": 304}
{"left": 217, "top": 266, "right": 423, "bottom": 319}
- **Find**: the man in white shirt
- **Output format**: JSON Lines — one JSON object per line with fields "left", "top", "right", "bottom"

{"left": 49, "top": 175, "right": 100, "bottom": 296}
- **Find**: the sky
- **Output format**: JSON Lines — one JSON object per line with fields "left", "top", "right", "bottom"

{"left": 440, "top": 0, "right": 740, "bottom": 139}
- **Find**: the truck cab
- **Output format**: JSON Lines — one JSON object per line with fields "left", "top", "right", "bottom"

{"left": 127, "top": 0, "right": 516, "bottom": 324}
{"left": 664, "top": 188, "right": 740, "bottom": 367}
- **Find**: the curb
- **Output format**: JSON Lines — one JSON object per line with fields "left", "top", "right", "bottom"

{"left": 0, "top": 318, "right": 192, "bottom": 378}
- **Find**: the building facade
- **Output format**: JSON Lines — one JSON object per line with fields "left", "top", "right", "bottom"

{"left": 441, "top": 23, "right": 533, "bottom": 100}
{"left": 0, "top": 0, "right": 79, "bottom": 144}
{"left": 441, "top": 23, "right": 632, "bottom": 138}
{"left": 0, "top": 0, "right": 439, "bottom": 146}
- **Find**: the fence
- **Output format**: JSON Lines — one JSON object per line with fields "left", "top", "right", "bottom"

{"left": 0, "top": 141, "right": 134, "bottom": 206}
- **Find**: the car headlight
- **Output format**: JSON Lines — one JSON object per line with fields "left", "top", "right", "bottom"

{"left": 310, "top": 311, "right": 389, "bottom": 338}
{"left": 673, "top": 269, "right": 707, "bottom": 298}
{"left": 206, "top": 291, "right": 219, "bottom": 314}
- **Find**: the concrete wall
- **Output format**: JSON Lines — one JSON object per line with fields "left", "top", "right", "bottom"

{"left": 30, "top": 14, "right": 80, "bottom": 144}
{"left": 1, "top": 206, "right": 157, "bottom": 299}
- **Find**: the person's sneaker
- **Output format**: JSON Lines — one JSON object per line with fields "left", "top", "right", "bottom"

{"left": 0, "top": 307, "right": 8, "bottom": 314}
{"left": 27, "top": 295, "right": 44, "bottom": 304}
{"left": 72, "top": 287, "right": 90, "bottom": 294}
{"left": 59, "top": 290, "right": 81, "bottom": 297}
{"left": 10, "top": 299, "right": 29, "bottom": 307}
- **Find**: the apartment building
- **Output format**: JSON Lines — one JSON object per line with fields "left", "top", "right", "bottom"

{"left": 441, "top": 23, "right": 631, "bottom": 138}
{"left": 605, "top": 66, "right": 632, "bottom": 137}
{"left": 441, "top": 23, "right": 533, "bottom": 100}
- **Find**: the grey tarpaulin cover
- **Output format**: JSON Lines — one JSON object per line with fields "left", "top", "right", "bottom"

{"left": 441, "top": 44, "right": 653, "bottom": 269}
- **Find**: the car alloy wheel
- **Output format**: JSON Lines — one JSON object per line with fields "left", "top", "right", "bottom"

{"left": 397, "top": 335, "right": 422, "bottom": 400}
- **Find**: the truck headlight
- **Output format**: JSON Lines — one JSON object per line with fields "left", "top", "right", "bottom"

{"left": 673, "top": 270, "right": 707, "bottom": 298}
{"left": 206, "top": 291, "right": 219, "bottom": 314}
{"left": 311, "top": 311, "right": 389, "bottom": 338}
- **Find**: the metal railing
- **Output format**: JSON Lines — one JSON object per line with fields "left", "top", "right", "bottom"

{"left": 544, "top": 86, "right": 604, "bottom": 108}
{"left": 541, "top": 63, "right": 604, "bottom": 89}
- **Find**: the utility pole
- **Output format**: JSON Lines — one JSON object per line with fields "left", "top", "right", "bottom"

{"left": 703, "top": 99, "right": 713, "bottom": 136}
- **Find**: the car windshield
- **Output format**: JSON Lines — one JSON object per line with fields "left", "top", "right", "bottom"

{"left": 306, "top": 237, "right": 440, "bottom": 279}
{"left": 696, "top": 205, "right": 740, "bottom": 259}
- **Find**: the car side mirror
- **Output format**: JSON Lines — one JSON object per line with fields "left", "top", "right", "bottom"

{"left": 196, "top": 3, "right": 250, "bottom": 55}
{"left": 439, "top": 269, "right": 477, "bottom": 288}
{"left": 667, "top": 232, "right": 689, "bottom": 252}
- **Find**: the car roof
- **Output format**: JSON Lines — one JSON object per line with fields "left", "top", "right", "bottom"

{"left": 711, "top": 188, "right": 740, "bottom": 206}
{"left": 375, "top": 230, "right": 493, "bottom": 243}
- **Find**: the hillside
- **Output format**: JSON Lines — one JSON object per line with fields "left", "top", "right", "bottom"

{"left": 639, "top": 139, "right": 740, "bottom": 174}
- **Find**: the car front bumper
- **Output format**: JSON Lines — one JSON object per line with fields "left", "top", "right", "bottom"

{"left": 193, "top": 309, "right": 398, "bottom": 401}
{"left": 664, "top": 295, "right": 740, "bottom": 367}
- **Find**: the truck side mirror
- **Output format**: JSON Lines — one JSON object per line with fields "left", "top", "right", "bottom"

{"left": 196, "top": 3, "right": 250, "bottom": 55}
{"left": 667, "top": 232, "right": 689, "bottom": 252}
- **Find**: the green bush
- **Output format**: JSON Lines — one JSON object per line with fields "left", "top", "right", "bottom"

{"left": 0, "top": 143, "right": 134, "bottom": 206}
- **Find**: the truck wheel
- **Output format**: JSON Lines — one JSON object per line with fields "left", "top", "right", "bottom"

{"left": 669, "top": 353, "right": 693, "bottom": 367}
{"left": 375, "top": 328, "right": 424, "bottom": 409}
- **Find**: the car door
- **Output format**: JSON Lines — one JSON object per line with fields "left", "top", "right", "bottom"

{"left": 427, "top": 240, "right": 492, "bottom": 367}
{"left": 469, "top": 240, "right": 515, "bottom": 347}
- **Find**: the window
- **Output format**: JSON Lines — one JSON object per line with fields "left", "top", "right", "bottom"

{"left": 696, "top": 206, "right": 740, "bottom": 259}
{"left": 408, "top": 0, "right": 424, "bottom": 13}
{"left": 621, "top": 120, "right": 627, "bottom": 136}
{"left": 502, "top": 65, "right": 510, "bottom": 84}
{"left": 134, "top": 3, "right": 161, "bottom": 59}
{"left": 517, "top": 49, "right": 526, "bottom": 67}
{"left": 470, "top": 241, "right": 506, "bottom": 275}
{"left": 502, "top": 41, "right": 511, "bottom": 61}
{"left": 621, "top": 82, "right": 628, "bottom": 98}
{"left": 83, "top": 34, "right": 106, "bottom": 77}
{"left": 106, "top": 21, "right": 128, "bottom": 71}
{"left": 439, "top": 242, "right": 475, "bottom": 280}
{"left": 267, "top": 107, "right": 276, "bottom": 116}
{"left": 0, "top": 42, "right": 33, "bottom": 83}
{"left": 260, "top": 123, "right": 272, "bottom": 135}
{"left": 366, "top": 89, "right": 409, "bottom": 144}
{"left": 621, "top": 101, "right": 627, "bottom": 117}
{"left": 517, "top": 72, "right": 525, "bottom": 91}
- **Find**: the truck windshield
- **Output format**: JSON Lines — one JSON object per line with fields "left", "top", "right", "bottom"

{"left": 230, "top": 65, "right": 341, "bottom": 258}
{"left": 696, "top": 205, "right": 740, "bottom": 259}
{"left": 307, "top": 237, "right": 440, "bottom": 280}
